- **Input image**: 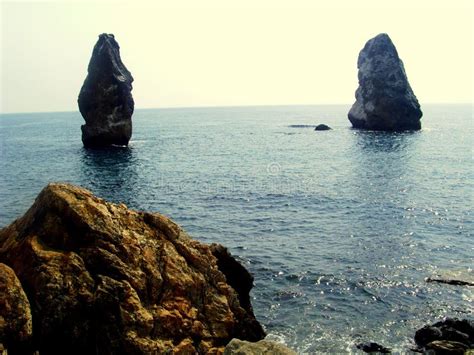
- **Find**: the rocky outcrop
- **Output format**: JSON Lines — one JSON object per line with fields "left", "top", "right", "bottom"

{"left": 78, "top": 34, "right": 134, "bottom": 147}
{"left": 348, "top": 33, "right": 422, "bottom": 131}
{"left": 314, "top": 124, "right": 331, "bottom": 131}
{"left": 224, "top": 339, "right": 296, "bottom": 355}
{"left": 0, "top": 263, "right": 33, "bottom": 353}
{"left": 0, "top": 183, "right": 265, "bottom": 354}
{"left": 415, "top": 318, "right": 474, "bottom": 353}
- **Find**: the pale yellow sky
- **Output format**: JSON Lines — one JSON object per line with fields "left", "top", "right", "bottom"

{"left": 1, "top": 0, "right": 473, "bottom": 113}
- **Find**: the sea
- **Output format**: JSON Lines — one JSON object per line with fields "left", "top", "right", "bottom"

{"left": 0, "top": 104, "right": 472, "bottom": 353}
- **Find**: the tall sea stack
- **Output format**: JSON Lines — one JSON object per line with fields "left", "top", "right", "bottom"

{"left": 348, "top": 33, "right": 422, "bottom": 131}
{"left": 78, "top": 34, "right": 134, "bottom": 147}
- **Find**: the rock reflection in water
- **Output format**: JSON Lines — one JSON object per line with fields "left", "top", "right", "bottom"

{"left": 79, "top": 146, "right": 140, "bottom": 208}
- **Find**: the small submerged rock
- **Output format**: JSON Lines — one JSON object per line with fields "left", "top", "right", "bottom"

{"left": 314, "top": 124, "right": 331, "bottom": 131}
{"left": 426, "top": 277, "right": 474, "bottom": 287}
{"left": 348, "top": 33, "right": 422, "bottom": 131}
{"left": 78, "top": 33, "right": 134, "bottom": 148}
{"left": 0, "top": 263, "right": 33, "bottom": 353}
{"left": 210, "top": 244, "right": 254, "bottom": 314}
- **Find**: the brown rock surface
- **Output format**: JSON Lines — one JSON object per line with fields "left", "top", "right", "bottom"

{"left": 0, "top": 183, "right": 265, "bottom": 354}
{"left": 0, "top": 263, "right": 33, "bottom": 352}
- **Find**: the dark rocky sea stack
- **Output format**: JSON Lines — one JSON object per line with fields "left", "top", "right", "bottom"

{"left": 78, "top": 34, "right": 134, "bottom": 147}
{"left": 0, "top": 183, "right": 265, "bottom": 354}
{"left": 314, "top": 124, "right": 331, "bottom": 131}
{"left": 348, "top": 33, "right": 422, "bottom": 131}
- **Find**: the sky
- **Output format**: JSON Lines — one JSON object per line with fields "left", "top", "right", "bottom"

{"left": 0, "top": 0, "right": 473, "bottom": 113}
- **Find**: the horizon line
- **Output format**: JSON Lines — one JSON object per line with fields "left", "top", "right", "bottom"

{"left": 0, "top": 101, "right": 472, "bottom": 116}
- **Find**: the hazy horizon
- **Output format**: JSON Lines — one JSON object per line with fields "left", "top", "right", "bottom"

{"left": 2, "top": 102, "right": 474, "bottom": 116}
{"left": 1, "top": 0, "right": 473, "bottom": 114}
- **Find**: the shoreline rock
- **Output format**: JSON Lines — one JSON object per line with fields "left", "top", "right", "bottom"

{"left": 0, "top": 183, "right": 265, "bottom": 354}
{"left": 348, "top": 33, "right": 422, "bottom": 131}
{"left": 426, "top": 277, "right": 474, "bottom": 287}
{"left": 314, "top": 124, "right": 331, "bottom": 131}
{"left": 0, "top": 263, "right": 33, "bottom": 353}
{"left": 78, "top": 34, "right": 134, "bottom": 148}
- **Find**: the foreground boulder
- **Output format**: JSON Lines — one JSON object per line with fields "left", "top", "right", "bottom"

{"left": 78, "top": 33, "right": 134, "bottom": 147}
{"left": 0, "top": 183, "right": 264, "bottom": 354}
{"left": 348, "top": 33, "right": 422, "bottom": 131}
{"left": 0, "top": 263, "right": 33, "bottom": 353}
{"left": 415, "top": 318, "right": 474, "bottom": 353}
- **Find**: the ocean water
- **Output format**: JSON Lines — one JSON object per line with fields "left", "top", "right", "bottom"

{"left": 0, "top": 104, "right": 472, "bottom": 352}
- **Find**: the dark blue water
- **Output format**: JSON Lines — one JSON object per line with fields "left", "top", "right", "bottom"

{"left": 1, "top": 105, "right": 472, "bottom": 352}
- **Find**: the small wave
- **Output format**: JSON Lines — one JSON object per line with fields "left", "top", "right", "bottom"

{"left": 263, "top": 193, "right": 287, "bottom": 198}
{"left": 264, "top": 333, "right": 290, "bottom": 346}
